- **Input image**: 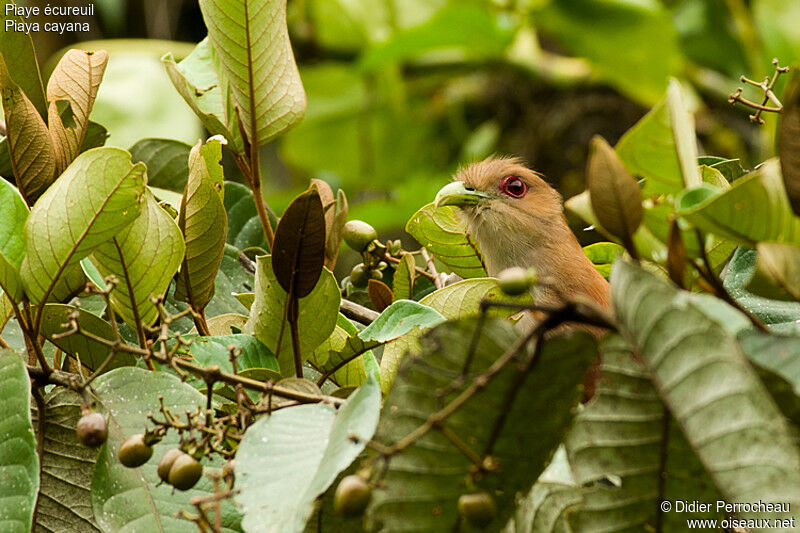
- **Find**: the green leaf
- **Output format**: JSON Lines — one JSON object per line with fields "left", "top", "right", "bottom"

{"left": 405, "top": 203, "right": 487, "bottom": 278}
{"left": 187, "top": 333, "right": 278, "bottom": 376}
{"left": 697, "top": 156, "right": 747, "bottom": 182}
{"left": 582, "top": 242, "right": 623, "bottom": 279}
{"left": 129, "top": 138, "right": 191, "bottom": 192}
{"left": 31, "top": 387, "right": 102, "bottom": 532}
{"left": 0, "top": 350, "right": 38, "bottom": 533}
{"left": 611, "top": 260, "right": 800, "bottom": 517}
{"left": 20, "top": 147, "right": 147, "bottom": 305}
{"left": 162, "top": 38, "right": 244, "bottom": 152}
{"left": 368, "top": 319, "right": 596, "bottom": 531}
{"left": 245, "top": 255, "right": 339, "bottom": 376}
{"left": 0, "top": 55, "right": 56, "bottom": 202}
{"left": 565, "top": 335, "right": 723, "bottom": 530}
{"left": 724, "top": 247, "right": 800, "bottom": 333}
{"left": 225, "top": 181, "right": 269, "bottom": 251}
{"left": 677, "top": 159, "right": 800, "bottom": 246}
{"left": 92, "top": 189, "right": 185, "bottom": 327}
{"left": 615, "top": 100, "right": 683, "bottom": 196}
{"left": 665, "top": 79, "right": 701, "bottom": 189}
{"left": 199, "top": 0, "right": 307, "bottom": 146}
{"left": 0, "top": 179, "right": 27, "bottom": 301}
{"left": 235, "top": 377, "right": 380, "bottom": 533}
{"left": 40, "top": 303, "right": 136, "bottom": 371}
{"left": 779, "top": 68, "right": 800, "bottom": 216}
{"left": 0, "top": 7, "right": 46, "bottom": 117}
{"left": 46, "top": 49, "right": 108, "bottom": 175}
{"left": 392, "top": 252, "right": 415, "bottom": 301}
{"left": 532, "top": 0, "right": 680, "bottom": 106}
{"left": 745, "top": 242, "right": 800, "bottom": 301}
{"left": 175, "top": 137, "right": 228, "bottom": 312}
{"left": 91, "top": 368, "right": 242, "bottom": 532}
{"left": 272, "top": 188, "right": 325, "bottom": 298}
{"left": 418, "top": 277, "right": 531, "bottom": 319}
{"left": 587, "top": 135, "right": 643, "bottom": 247}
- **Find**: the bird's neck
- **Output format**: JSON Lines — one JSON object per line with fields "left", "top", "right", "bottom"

{"left": 473, "top": 214, "right": 611, "bottom": 310}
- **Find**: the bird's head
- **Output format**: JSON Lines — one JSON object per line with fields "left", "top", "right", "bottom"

{"left": 434, "top": 156, "right": 570, "bottom": 275}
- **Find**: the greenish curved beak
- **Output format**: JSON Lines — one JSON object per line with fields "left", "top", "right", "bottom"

{"left": 434, "top": 181, "right": 492, "bottom": 208}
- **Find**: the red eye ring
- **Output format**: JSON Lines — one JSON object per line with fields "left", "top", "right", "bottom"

{"left": 499, "top": 176, "right": 528, "bottom": 198}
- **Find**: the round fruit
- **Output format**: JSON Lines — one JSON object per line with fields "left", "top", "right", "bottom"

{"left": 458, "top": 492, "right": 496, "bottom": 529}
{"left": 368, "top": 268, "right": 383, "bottom": 281}
{"left": 350, "top": 264, "right": 369, "bottom": 288}
{"left": 168, "top": 453, "right": 203, "bottom": 491}
{"left": 333, "top": 475, "right": 372, "bottom": 517}
{"left": 496, "top": 267, "right": 537, "bottom": 296}
{"left": 157, "top": 448, "right": 185, "bottom": 483}
{"left": 118, "top": 434, "right": 153, "bottom": 467}
{"left": 76, "top": 412, "right": 108, "bottom": 447}
{"left": 342, "top": 220, "right": 377, "bottom": 252}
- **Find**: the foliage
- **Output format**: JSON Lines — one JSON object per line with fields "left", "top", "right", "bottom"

{"left": 1, "top": 1, "right": 800, "bottom": 532}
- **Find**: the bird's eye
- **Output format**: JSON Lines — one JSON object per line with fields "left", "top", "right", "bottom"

{"left": 499, "top": 176, "right": 528, "bottom": 198}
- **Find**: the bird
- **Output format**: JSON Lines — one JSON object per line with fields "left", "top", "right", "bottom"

{"left": 434, "top": 156, "right": 611, "bottom": 314}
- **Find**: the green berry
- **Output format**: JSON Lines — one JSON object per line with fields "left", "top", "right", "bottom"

{"left": 76, "top": 412, "right": 108, "bottom": 448}
{"left": 333, "top": 475, "right": 372, "bottom": 517}
{"left": 343, "top": 221, "right": 377, "bottom": 252}
{"left": 157, "top": 448, "right": 184, "bottom": 483}
{"left": 118, "top": 434, "right": 153, "bottom": 467}
{"left": 168, "top": 453, "right": 203, "bottom": 491}
{"left": 458, "top": 492, "right": 496, "bottom": 529}
{"left": 496, "top": 267, "right": 537, "bottom": 296}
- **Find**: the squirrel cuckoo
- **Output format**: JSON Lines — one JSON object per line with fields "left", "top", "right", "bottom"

{"left": 435, "top": 156, "right": 611, "bottom": 313}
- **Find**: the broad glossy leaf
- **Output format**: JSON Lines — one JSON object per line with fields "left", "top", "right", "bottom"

{"left": 582, "top": 242, "right": 623, "bottom": 279}
{"left": 0, "top": 179, "right": 27, "bottom": 301}
{"left": 93, "top": 189, "right": 185, "bottom": 326}
{"left": 697, "top": 156, "right": 747, "bottom": 182}
{"left": 0, "top": 8, "right": 46, "bottom": 117}
{"left": 20, "top": 147, "right": 147, "bottom": 305}
{"left": 611, "top": 260, "right": 800, "bottom": 517}
{"left": 418, "top": 277, "right": 531, "bottom": 319}
{"left": 175, "top": 137, "right": 228, "bottom": 312}
{"left": 225, "top": 181, "right": 269, "bottom": 251}
{"left": 245, "top": 255, "right": 339, "bottom": 376}
{"left": 46, "top": 49, "right": 108, "bottom": 174}
{"left": 40, "top": 303, "right": 136, "bottom": 371}
{"left": 392, "top": 252, "right": 415, "bottom": 301}
{"left": 0, "top": 55, "right": 56, "bottom": 202}
{"left": 235, "top": 377, "right": 380, "bottom": 533}
{"left": 129, "top": 138, "right": 191, "bottom": 192}
{"left": 745, "top": 242, "right": 800, "bottom": 301}
{"left": 30, "top": 387, "right": 101, "bottom": 532}
{"left": 405, "top": 203, "right": 487, "bottom": 278}
{"left": 587, "top": 135, "right": 642, "bottom": 246}
{"left": 665, "top": 79, "right": 700, "bottom": 189}
{"left": 0, "top": 350, "right": 38, "bottom": 533}
{"left": 724, "top": 247, "right": 800, "bottom": 333}
{"left": 615, "top": 100, "right": 682, "bottom": 196}
{"left": 779, "top": 69, "right": 800, "bottom": 216}
{"left": 565, "top": 335, "right": 722, "bottom": 530}
{"left": 187, "top": 333, "right": 278, "bottom": 376}
{"left": 272, "top": 188, "right": 325, "bottom": 298}
{"left": 368, "top": 319, "right": 596, "bottom": 531}
{"left": 199, "top": 0, "right": 307, "bottom": 146}
{"left": 677, "top": 160, "right": 800, "bottom": 246}
{"left": 91, "top": 368, "right": 242, "bottom": 532}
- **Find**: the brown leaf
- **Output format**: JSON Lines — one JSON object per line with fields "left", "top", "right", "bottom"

{"left": 587, "top": 135, "right": 643, "bottom": 254}
{"left": 0, "top": 55, "right": 55, "bottom": 203}
{"left": 326, "top": 188, "right": 349, "bottom": 269}
{"left": 272, "top": 188, "right": 326, "bottom": 298}
{"left": 779, "top": 69, "right": 800, "bottom": 217}
{"left": 666, "top": 218, "right": 686, "bottom": 287}
{"left": 368, "top": 279, "right": 393, "bottom": 312}
{"left": 47, "top": 49, "right": 108, "bottom": 174}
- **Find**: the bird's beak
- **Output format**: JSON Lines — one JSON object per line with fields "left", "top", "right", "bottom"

{"left": 434, "top": 181, "right": 492, "bottom": 208}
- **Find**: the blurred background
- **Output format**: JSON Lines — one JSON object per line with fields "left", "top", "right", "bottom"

{"left": 18, "top": 0, "right": 800, "bottom": 248}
